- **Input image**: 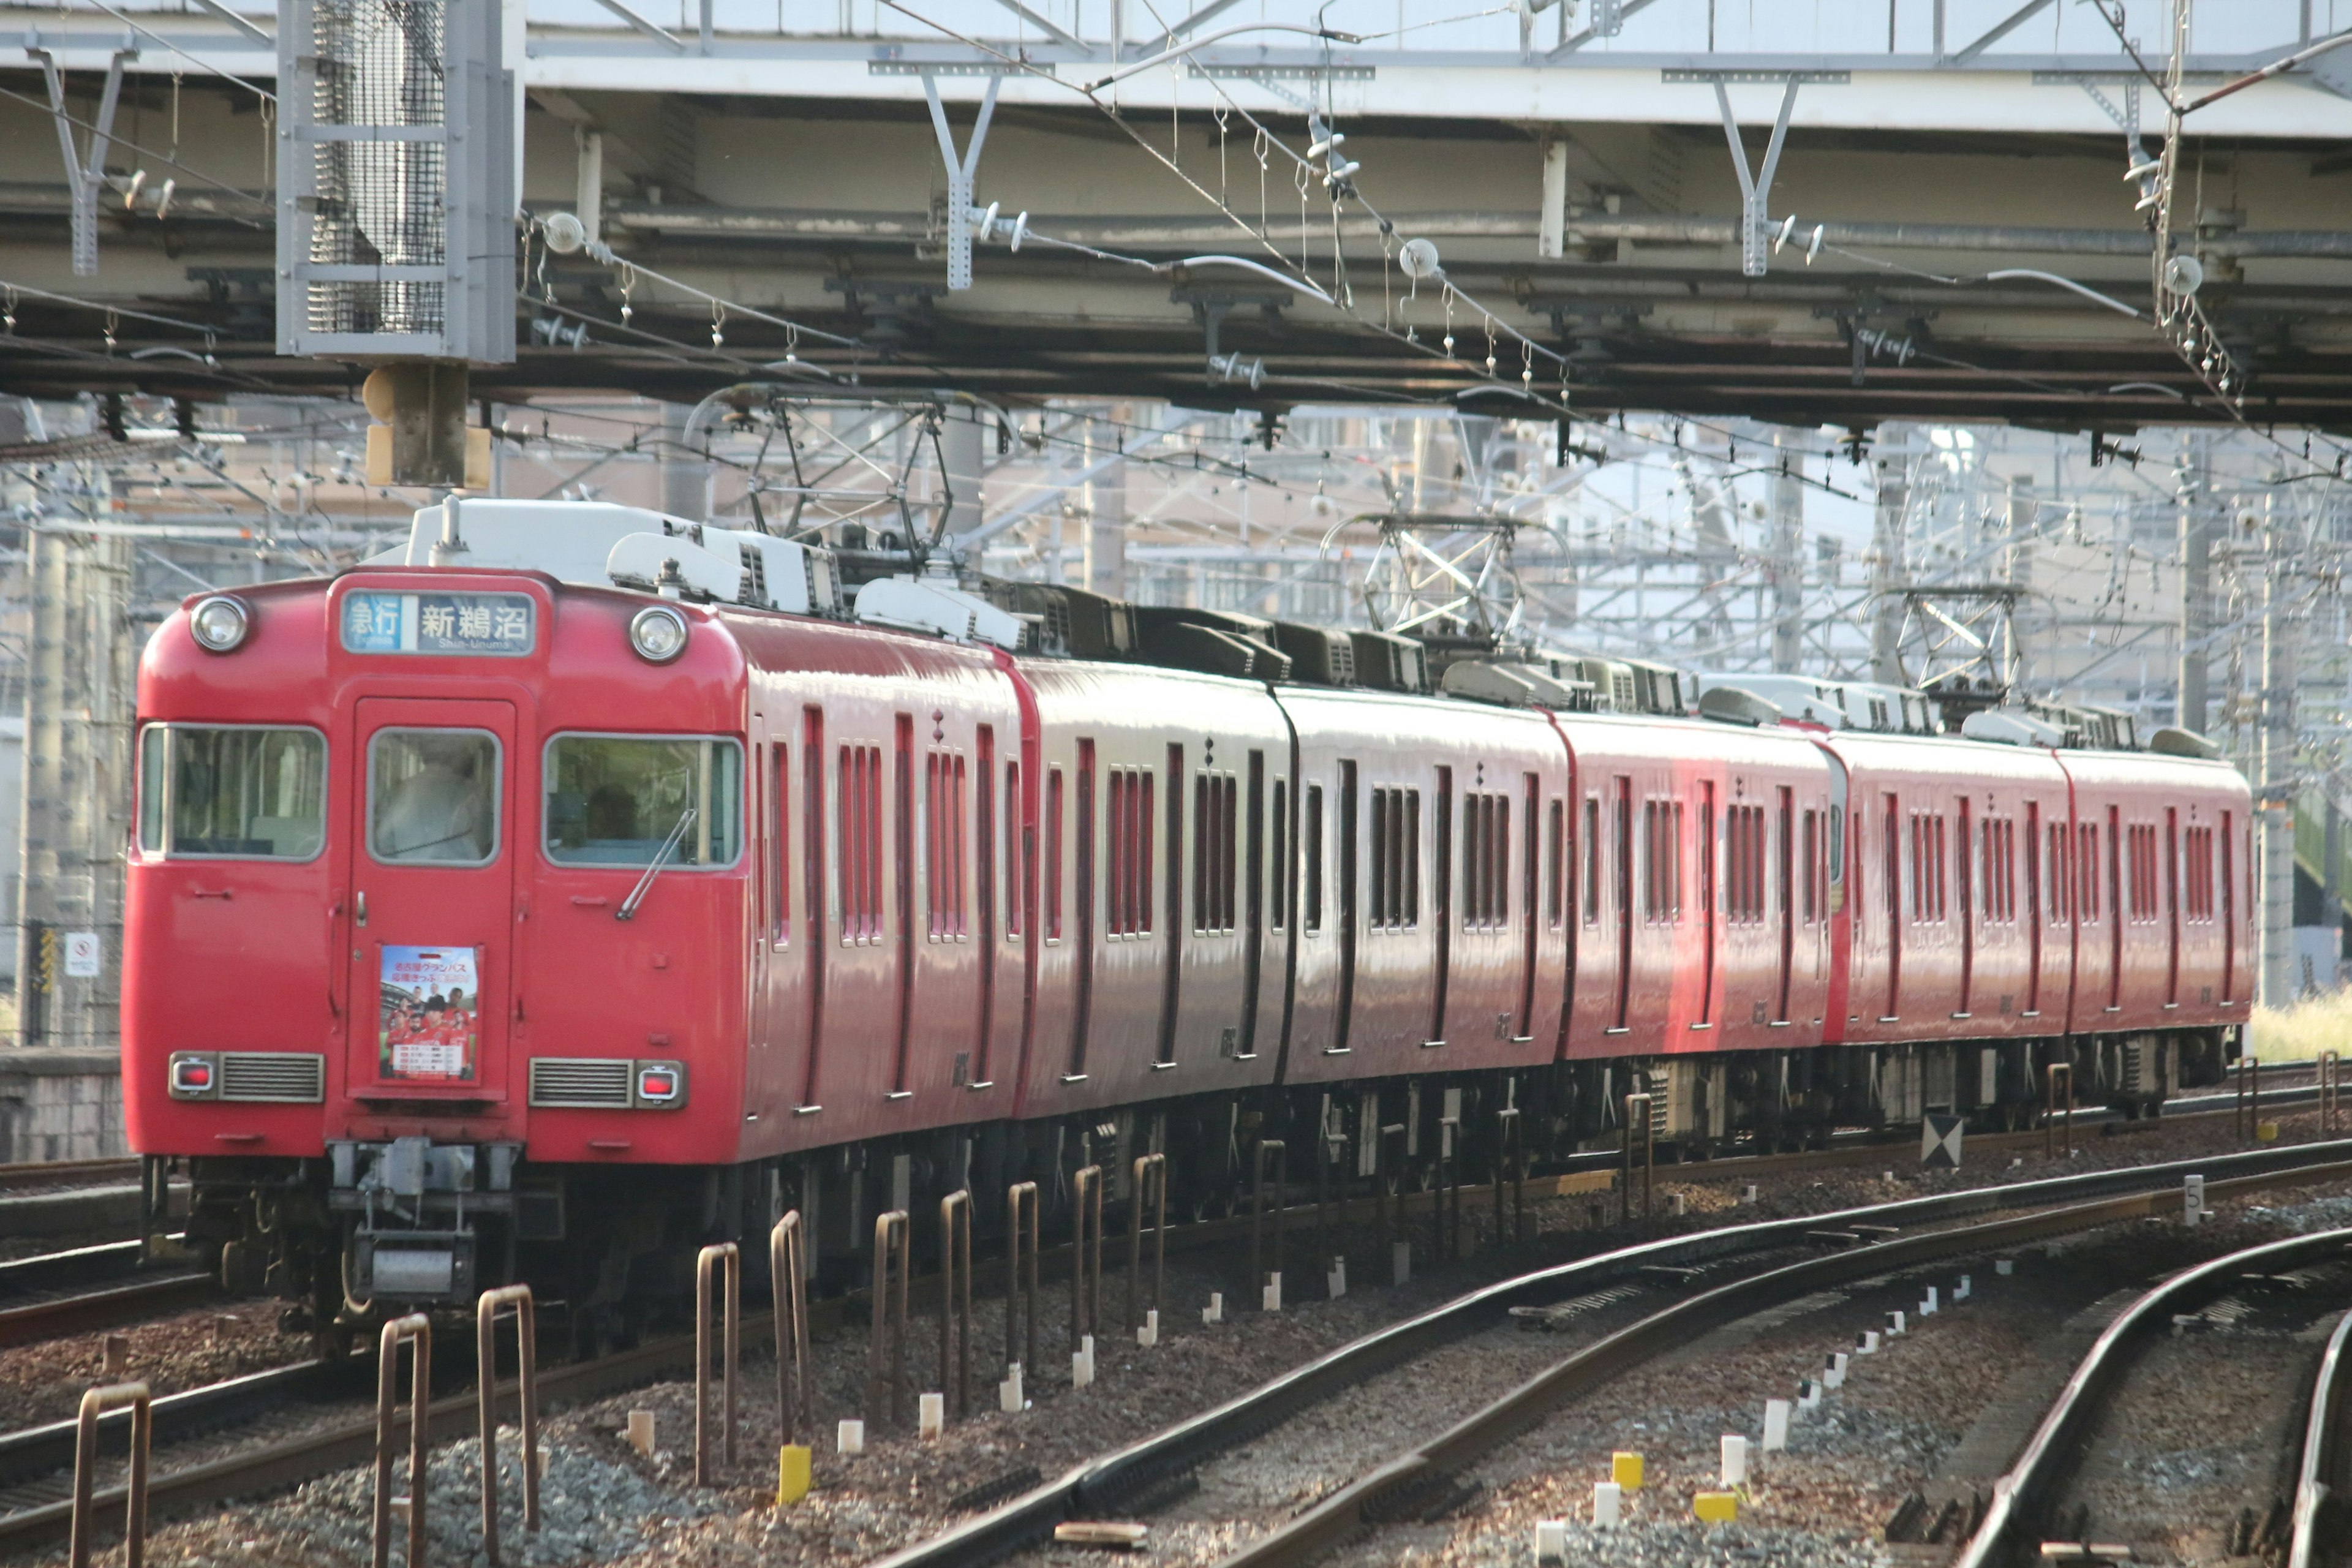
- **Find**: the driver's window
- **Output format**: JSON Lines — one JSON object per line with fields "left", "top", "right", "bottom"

{"left": 369, "top": 729, "right": 500, "bottom": 865}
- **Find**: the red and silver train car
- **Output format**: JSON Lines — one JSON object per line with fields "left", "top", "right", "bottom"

{"left": 122, "top": 501, "right": 2250, "bottom": 1340}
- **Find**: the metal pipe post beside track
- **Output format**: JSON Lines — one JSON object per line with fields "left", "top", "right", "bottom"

{"left": 1070, "top": 1166, "right": 1103, "bottom": 1360}
{"left": 869, "top": 1212, "right": 911, "bottom": 1430}
{"left": 372, "top": 1314, "right": 431, "bottom": 1568}
{"left": 1495, "top": 1106, "right": 1524, "bottom": 1248}
{"left": 475, "top": 1284, "right": 540, "bottom": 1565}
{"left": 2324, "top": 1051, "right": 2343, "bottom": 1139}
{"left": 1372, "top": 1123, "right": 1404, "bottom": 1280}
{"left": 2239, "top": 1054, "right": 2262, "bottom": 1142}
{"left": 769, "top": 1209, "right": 811, "bottom": 1446}
{"left": 1249, "top": 1141, "right": 1286, "bottom": 1304}
{"left": 1005, "top": 1181, "right": 1039, "bottom": 1382}
{"left": 694, "top": 1243, "right": 739, "bottom": 1485}
{"left": 939, "top": 1190, "right": 973, "bottom": 1420}
{"left": 2047, "top": 1061, "right": 2075, "bottom": 1158}
{"left": 1622, "top": 1093, "right": 1654, "bottom": 1225}
{"left": 1127, "top": 1153, "right": 1166, "bottom": 1338}
{"left": 69, "top": 1382, "right": 148, "bottom": 1568}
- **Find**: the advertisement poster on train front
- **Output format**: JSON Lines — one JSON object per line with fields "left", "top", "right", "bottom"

{"left": 379, "top": 946, "right": 480, "bottom": 1082}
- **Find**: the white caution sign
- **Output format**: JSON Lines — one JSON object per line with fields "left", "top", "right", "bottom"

{"left": 1921, "top": 1112, "right": 1964, "bottom": 1168}
{"left": 62, "top": 931, "right": 100, "bottom": 979}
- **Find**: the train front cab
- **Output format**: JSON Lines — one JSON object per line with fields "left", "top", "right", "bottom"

{"left": 129, "top": 570, "right": 765, "bottom": 1334}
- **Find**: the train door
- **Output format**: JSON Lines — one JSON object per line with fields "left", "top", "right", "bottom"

{"left": 1240, "top": 750, "right": 1266, "bottom": 1057}
{"left": 1518, "top": 772, "right": 1540, "bottom": 1042}
{"left": 2222, "top": 809, "right": 2237, "bottom": 1002}
{"left": 1957, "top": 797, "right": 1974, "bottom": 1017}
{"left": 1774, "top": 785, "right": 1793, "bottom": 1025}
{"left": 892, "top": 715, "right": 916, "bottom": 1095}
{"left": 2024, "top": 801, "right": 2041, "bottom": 1017}
{"left": 1697, "top": 781, "right": 1716, "bottom": 1027}
{"left": 1881, "top": 792, "right": 1902, "bottom": 1022}
{"left": 1610, "top": 775, "right": 1633, "bottom": 1033}
{"left": 797, "top": 707, "right": 826, "bottom": 1108}
{"left": 2165, "top": 807, "right": 2180, "bottom": 1008}
{"left": 347, "top": 698, "right": 518, "bottom": 1109}
{"left": 974, "top": 725, "right": 998, "bottom": 1083}
{"left": 2106, "top": 804, "right": 2123, "bottom": 1013}
{"left": 1335, "top": 761, "right": 1359, "bottom": 1054}
{"left": 1068, "top": 739, "right": 1096, "bottom": 1079}
{"left": 1157, "top": 744, "right": 1183, "bottom": 1067}
{"left": 1431, "top": 766, "right": 1452, "bottom": 1047}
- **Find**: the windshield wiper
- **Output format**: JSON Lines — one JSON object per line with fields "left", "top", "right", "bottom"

{"left": 617, "top": 807, "right": 698, "bottom": 922}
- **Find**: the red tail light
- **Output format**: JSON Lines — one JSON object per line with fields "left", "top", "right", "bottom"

{"left": 168, "top": 1052, "right": 219, "bottom": 1099}
{"left": 633, "top": 1060, "right": 685, "bottom": 1108}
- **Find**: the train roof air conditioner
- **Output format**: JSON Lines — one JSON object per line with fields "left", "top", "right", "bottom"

{"left": 1960, "top": 709, "right": 2070, "bottom": 747}
{"left": 854, "top": 575, "right": 1024, "bottom": 650}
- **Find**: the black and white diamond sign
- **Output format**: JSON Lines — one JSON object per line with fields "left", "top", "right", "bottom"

{"left": 1921, "top": 1112, "right": 1964, "bottom": 1168}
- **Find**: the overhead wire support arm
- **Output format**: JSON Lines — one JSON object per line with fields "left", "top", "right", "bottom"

{"left": 1660, "top": 70, "right": 1844, "bottom": 280}
{"left": 924, "top": 72, "right": 1000, "bottom": 292}
{"left": 29, "top": 42, "right": 135, "bottom": 277}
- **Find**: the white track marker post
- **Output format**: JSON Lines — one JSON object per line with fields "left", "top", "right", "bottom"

{"left": 999, "top": 1363, "right": 1023, "bottom": 1412}
{"left": 837, "top": 1419, "right": 864, "bottom": 1455}
{"left": 1956, "top": 1273, "right": 1972, "bottom": 1301}
{"left": 1262, "top": 1273, "right": 1283, "bottom": 1313}
{"left": 1591, "top": 1481, "right": 1623, "bottom": 1527}
{"left": 1202, "top": 1292, "right": 1223, "bottom": 1324}
{"left": 918, "top": 1393, "right": 944, "bottom": 1440}
{"left": 2184, "top": 1174, "right": 2206, "bottom": 1227}
{"left": 1534, "top": 1520, "right": 1568, "bottom": 1563}
{"left": 1721, "top": 1435, "right": 1749, "bottom": 1487}
{"left": 1138, "top": 1309, "right": 1158, "bottom": 1348}
{"left": 1762, "top": 1399, "right": 1790, "bottom": 1452}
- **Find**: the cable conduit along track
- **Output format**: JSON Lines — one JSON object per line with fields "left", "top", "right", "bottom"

{"left": 1956, "top": 1227, "right": 2352, "bottom": 1568}
{"left": 875, "top": 1138, "right": 2352, "bottom": 1568}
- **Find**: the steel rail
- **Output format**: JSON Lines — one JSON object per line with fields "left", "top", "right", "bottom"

{"left": 2289, "top": 1303, "right": 2352, "bottom": 1568}
{"left": 0, "top": 1273, "right": 216, "bottom": 1350}
{"left": 874, "top": 1138, "right": 2352, "bottom": 1568}
{"left": 0, "top": 1159, "right": 138, "bottom": 1192}
{"left": 1956, "top": 1227, "right": 2352, "bottom": 1568}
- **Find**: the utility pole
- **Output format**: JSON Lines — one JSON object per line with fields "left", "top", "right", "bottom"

{"left": 1769, "top": 434, "right": 1803, "bottom": 674}
{"left": 1869, "top": 438, "right": 1909, "bottom": 685}
{"left": 1084, "top": 405, "right": 1128, "bottom": 600}
{"left": 2260, "top": 491, "right": 2301, "bottom": 1008}
{"left": 2177, "top": 434, "right": 2212, "bottom": 733}
{"left": 15, "top": 456, "right": 132, "bottom": 1051}
{"left": 2004, "top": 473, "right": 2035, "bottom": 695}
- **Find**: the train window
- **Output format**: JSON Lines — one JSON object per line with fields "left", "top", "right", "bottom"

{"left": 1304, "top": 783, "right": 1325, "bottom": 932}
{"left": 1463, "top": 792, "right": 1509, "bottom": 930}
{"left": 1583, "top": 797, "right": 1601, "bottom": 925}
{"left": 839, "top": 744, "right": 883, "bottom": 941}
{"left": 1004, "top": 760, "right": 1023, "bottom": 938}
{"left": 1801, "top": 810, "right": 1817, "bottom": 922}
{"left": 137, "top": 725, "right": 327, "bottom": 861}
{"left": 2186, "top": 825, "right": 2214, "bottom": 920}
{"left": 1104, "top": 766, "right": 1155, "bottom": 938}
{"left": 1367, "top": 786, "right": 1419, "bottom": 932}
{"left": 2077, "top": 824, "right": 2100, "bottom": 922}
{"left": 374, "top": 729, "right": 503, "bottom": 866}
{"left": 543, "top": 735, "right": 738, "bottom": 871}
{"left": 1045, "top": 766, "right": 1064, "bottom": 941}
{"left": 1270, "top": 780, "right": 1289, "bottom": 930}
{"left": 2047, "top": 823, "right": 2068, "bottom": 924}
{"left": 924, "top": 752, "right": 968, "bottom": 940}
{"left": 2127, "top": 823, "right": 2162, "bottom": 921}
{"left": 1546, "top": 799, "right": 1565, "bottom": 929}
{"left": 1194, "top": 771, "right": 1240, "bottom": 934}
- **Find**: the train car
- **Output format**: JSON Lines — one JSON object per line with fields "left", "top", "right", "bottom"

{"left": 121, "top": 500, "right": 2252, "bottom": 1342}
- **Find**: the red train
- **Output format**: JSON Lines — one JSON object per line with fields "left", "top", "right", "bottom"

{"left": 123, "top": 500, "right": 2251, "bottom": 1343}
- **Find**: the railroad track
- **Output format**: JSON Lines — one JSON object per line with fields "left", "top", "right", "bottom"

{"left": 875, "top": 1137, "right": 2352, "bottom": 1568}
{"left": 0, "top": 1158, "right": 139, "bottom": 1194}
{"left": 8, "top": 1091, "right": 2343, "bottom": 1562}
{"left": 1951, "top": 1228, "right": 2352, "bottom": 1568}
{"left": 0, "top": 1269, "right": 218, "bottom": 1350}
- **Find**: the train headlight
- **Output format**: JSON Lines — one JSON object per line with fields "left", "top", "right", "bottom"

{"left": 628, "top": 606, "right": 688, "bottom": 664}
{"left": 632, "top": 1060, "right": 687, "bottom": 1108}
{"left": 168, "top": 1050, "right": 220, "bottom": 1099}
{"left": 188, "top": 595, "right": 251, "bottom": 654}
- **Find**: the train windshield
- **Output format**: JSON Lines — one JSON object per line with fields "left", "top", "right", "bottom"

{"left": 369, "top": 729, "right": 501, "bottom": 865}
{"left": 137, "top": 725, "right": 326, "bottom": 859}
{"left": 543, "top": 735, "right": 742, "bottom": 868}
